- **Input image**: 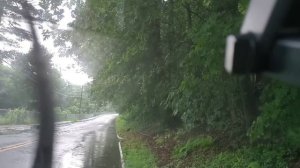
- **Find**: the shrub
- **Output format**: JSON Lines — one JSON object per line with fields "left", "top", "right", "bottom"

{"left": 173, "top": 136, "right": 214, "bottom": 158}
{"left": 0, "top": 108, "right": 36, "bottom": 125}
{"left": 202, "top": 147, "right": 288, "bottom": 168}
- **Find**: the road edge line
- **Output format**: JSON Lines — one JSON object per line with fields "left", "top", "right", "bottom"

{"left": 0, "top": 140, "right": 37, "bottom": 153}
{"left": 115, "top": 120, "right": 125, "bottom": 168}
{"left": 118, "top": 138, "right": 125, "bottom": 168}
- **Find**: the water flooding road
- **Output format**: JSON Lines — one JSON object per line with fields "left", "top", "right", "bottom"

{"left": 0, "top": 113, "right": 122, "bottom": 168}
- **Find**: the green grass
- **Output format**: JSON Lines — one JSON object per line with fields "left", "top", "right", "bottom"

{"left": 123, "top": 141, "right": 158, "bottom": 168}
{"left": 192, "top": 147, "right": 288, "bottom": 168}
{"left": 0, "top": 108, "right": 36, "bottom": 125}
{"left": 116, "top": 117, "right": 291, "bottom": 168}
{"left": 173, "top": 136, "right": 214, "bottom": 159}
{"left": 116, "top": 117, "right": 157, "bottom": 168}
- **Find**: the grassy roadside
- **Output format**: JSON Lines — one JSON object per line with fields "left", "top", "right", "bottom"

{"left": 150, "top": 130, "right": 291, "bottom": 168}
{"left": 116, "top": 115, "right": 294, "bottom": 168}
{"left": 115, "top": 116, "right": 157, "bottom": 168}
{"left": 0, "top": 108, "right": 36, "bottom": 125}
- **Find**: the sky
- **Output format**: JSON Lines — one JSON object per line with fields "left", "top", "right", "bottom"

{"left": 0, "top": 0, "right": 92, "bottom": 86}
{"left": 44, "top": 1, "right": 92, "bottom": 86}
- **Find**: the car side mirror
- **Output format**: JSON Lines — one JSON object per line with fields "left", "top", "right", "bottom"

{"left": 225, "top": 0, "right": 300, "bottom": 85}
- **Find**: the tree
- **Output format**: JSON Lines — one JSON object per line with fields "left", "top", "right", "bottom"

{"left": 71, "top": 0, "right": 250, "bottom": 130}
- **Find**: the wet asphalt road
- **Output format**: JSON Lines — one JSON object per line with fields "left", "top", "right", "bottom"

{"left": 0, "top": 113, "right": 121, "bottom": 168}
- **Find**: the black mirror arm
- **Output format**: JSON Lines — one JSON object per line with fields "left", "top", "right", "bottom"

{"left": 225, "top": 0, "right": 300, "bottom": 85}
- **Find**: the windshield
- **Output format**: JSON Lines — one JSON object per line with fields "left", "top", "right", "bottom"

{"left": 0, "top": 0, "right": 299, "bottom": 168}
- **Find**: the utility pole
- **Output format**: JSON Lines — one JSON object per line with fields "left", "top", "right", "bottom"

{"left": 79, "top": 85, "right": 83, "bottom": 114}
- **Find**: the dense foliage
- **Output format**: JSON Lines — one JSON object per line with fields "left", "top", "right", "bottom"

{"left": 74, "top": 0, "right": 257, "bottom": 131}
{"left": 72, "top": 0, "right": 300, "bottom": 166}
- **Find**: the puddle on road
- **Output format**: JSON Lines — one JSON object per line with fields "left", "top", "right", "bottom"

{"left": 60, "top": 152, "right": 85, "bottom": 168}
{"left": 59, "top": 120, "right": 121, "bottom": 168}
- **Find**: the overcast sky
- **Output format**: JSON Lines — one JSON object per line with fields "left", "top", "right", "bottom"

{"left": 0, "top": 0, "right": 92, "bottom": 86}
{"left": 43, "top": 1, "right": 92, "bottom": 86}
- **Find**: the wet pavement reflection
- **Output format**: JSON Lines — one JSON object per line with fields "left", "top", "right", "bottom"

{"left": 56, "top": 113, "right": 122, "bottom": 168}
{"left": 0, "top": 113, "right": 122, "bottom": 168}
{"left": 83, "top": 125, "right": 121, "bottom": 168}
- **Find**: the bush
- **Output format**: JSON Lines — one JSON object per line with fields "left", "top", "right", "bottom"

{"left": 0, "top": 108, "right": 36, "bottom": 125}
{"left": 173, "top": 136, "right": 214, "bottom": 159}
{"left": 202, "top": 147, "right": 288, "bottom": 168}
{"left": 249, "top": 81, "right": 300, "bottom": 148}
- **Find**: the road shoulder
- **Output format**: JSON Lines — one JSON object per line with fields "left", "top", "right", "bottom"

{"left": 115, "top": 117, "right": 157, "bottom": 168}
